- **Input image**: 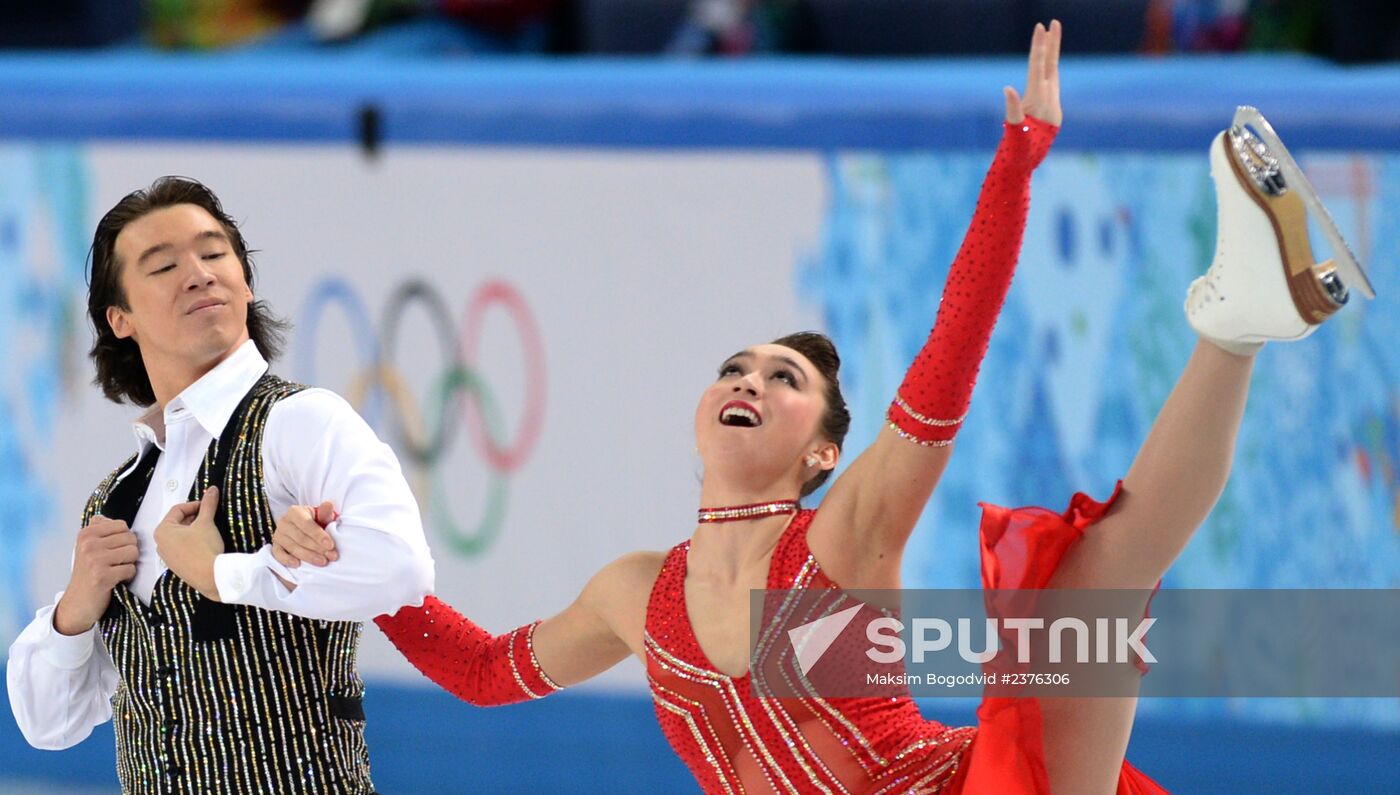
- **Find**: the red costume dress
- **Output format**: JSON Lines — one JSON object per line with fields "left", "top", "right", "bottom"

{"left": 376, "top": 117, "right": 1169, "bottom": 793}
{"left": 375, "top": 492, "right": 1165, "bottom": 794}
{"left": 643, "top": 498, "right": 1166, "bottom": 794}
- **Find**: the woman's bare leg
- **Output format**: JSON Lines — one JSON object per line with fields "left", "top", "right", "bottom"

{"left": 1025, "top": 103, "right": 1374, "bottom": 791}
{"left": 1056, "top": 338, "right": 1255, "bottom": 591}
{"left": 1035, "top": 338, "right": 1255, "bottom": 793}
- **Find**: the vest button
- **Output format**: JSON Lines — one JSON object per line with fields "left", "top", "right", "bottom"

{"left": 166, "top": 763, "right": 183, "bottom": 775}
{"left": 158, "top": 666, "right": 176, "bottom": 679}
{"left": 149, "top": 613, "right": 165, "bottom": 627}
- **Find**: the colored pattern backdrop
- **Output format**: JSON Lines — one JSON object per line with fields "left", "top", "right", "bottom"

{"left": 803, "top": 149, "right": 1398, "bottom": 726}
{"left": 0, "top": 146, "right": 89, "bottom": 647}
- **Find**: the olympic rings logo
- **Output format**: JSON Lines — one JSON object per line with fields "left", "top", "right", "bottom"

{"left": 295, "top": 277, "right": 546, "bottom": 558}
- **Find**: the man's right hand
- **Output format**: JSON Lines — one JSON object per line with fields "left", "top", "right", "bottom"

{"left": 53, "top": 517, "right": 138, "bottom": 636}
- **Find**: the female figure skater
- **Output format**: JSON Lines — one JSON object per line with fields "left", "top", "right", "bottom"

{"left": 269, "top": 20, "right": 1371, "bottom": 794}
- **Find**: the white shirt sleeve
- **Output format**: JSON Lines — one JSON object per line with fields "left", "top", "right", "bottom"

{"left": 6, "top": 592, "right": 120, "bottom": 750}
{"left": 211, "top": 388, "right": 434, "bottom": 621}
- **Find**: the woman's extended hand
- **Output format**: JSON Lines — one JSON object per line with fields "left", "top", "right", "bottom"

{"left": 271, "top": 501, "right": 339, "bottom": 569}
{"left": 1005, "top": 20, "right": 1063, "bottom": 127}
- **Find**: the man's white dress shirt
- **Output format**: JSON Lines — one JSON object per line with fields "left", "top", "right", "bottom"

{"left": 6, "top": 340, "right": 435, "bottom": 749}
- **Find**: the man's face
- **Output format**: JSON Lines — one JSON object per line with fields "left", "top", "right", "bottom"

{"left": 107, "top": 204, "right": 253, "bottom": 376}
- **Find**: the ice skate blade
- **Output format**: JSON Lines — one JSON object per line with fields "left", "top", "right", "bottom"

{"left": 1229, "top": 106, "right": 1376, "bottom": 301}
{"left": 1218, "top": 132, "right": 1344, "bottom": 325}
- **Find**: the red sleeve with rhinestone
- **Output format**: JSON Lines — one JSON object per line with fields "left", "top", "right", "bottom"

{"left": 374, "top": 596, "right": 562, "bottom": 706}
{"left": 887, "top": 116, "right": 1058, "bottom": 446}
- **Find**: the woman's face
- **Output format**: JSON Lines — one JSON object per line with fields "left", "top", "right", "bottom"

{"left": 694, "top": 343, "right": 829, "bottom": 483}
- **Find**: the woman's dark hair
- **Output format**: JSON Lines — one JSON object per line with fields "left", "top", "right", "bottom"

{"left": 87, "top": 177, "right": 288, "bottom": 407}
{"left": 770, "top": 331, "right": 851, "bottom": 498}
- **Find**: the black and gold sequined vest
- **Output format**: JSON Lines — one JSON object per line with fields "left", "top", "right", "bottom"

{"left": 84, "top": 374, "right": 373, "bottom": 794}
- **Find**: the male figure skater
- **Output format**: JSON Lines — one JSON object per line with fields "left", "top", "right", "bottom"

{"left": 7, "top": 177, "right": 434, "bottom": 793}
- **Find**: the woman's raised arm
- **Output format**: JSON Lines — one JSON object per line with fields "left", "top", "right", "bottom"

{"left": 808, "top": 22, "right": 1063, "bottom": 586}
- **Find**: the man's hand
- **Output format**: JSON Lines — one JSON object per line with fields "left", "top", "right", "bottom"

{"left": 53, "top": 517, "right": 139, "bottom": 635}
{"left": 154, "top": 487, "right": 225, "bottom": 601}
{"left": 1004, "top": 20, "right": 1063, "bottom": 127}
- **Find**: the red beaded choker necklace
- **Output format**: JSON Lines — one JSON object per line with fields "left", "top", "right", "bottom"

{"left": 697, "top": 500, "right": 800, "bottom": 524}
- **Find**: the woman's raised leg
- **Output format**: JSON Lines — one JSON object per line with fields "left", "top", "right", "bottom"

{"left": 1034, "top": 110, "right": 1372, "bottom": 792}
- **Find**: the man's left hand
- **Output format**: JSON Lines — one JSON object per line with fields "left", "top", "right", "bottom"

{"left": 155, "top": 486, "right": 225, "bottom": 601}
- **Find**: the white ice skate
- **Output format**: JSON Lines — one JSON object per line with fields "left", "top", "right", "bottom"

{"left": 1186, "top": 106, "right": 1376, "bottom": 355}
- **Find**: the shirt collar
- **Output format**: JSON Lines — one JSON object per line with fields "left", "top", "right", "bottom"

{"left": 130, "top": 340, "right": 268, "bottom": 452}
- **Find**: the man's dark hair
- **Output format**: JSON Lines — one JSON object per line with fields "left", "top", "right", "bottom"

{"left": 87, "top": 177, "right": 288, "bottom": 407}
{"left": 770, "top": 331, "right": 851, "bottom": 498}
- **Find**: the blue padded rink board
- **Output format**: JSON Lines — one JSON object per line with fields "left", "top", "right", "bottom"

{"left": 1, "top": 53, "right": 1400, "bottom": 151}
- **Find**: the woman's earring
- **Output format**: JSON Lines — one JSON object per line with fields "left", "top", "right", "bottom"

{"left": 804, "top": 455, "right": 818, "bottom": 467}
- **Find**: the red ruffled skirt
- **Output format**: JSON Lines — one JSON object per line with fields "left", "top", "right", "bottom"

{"left": 951, "top": 482, "right": 1169, "bottom": 794}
